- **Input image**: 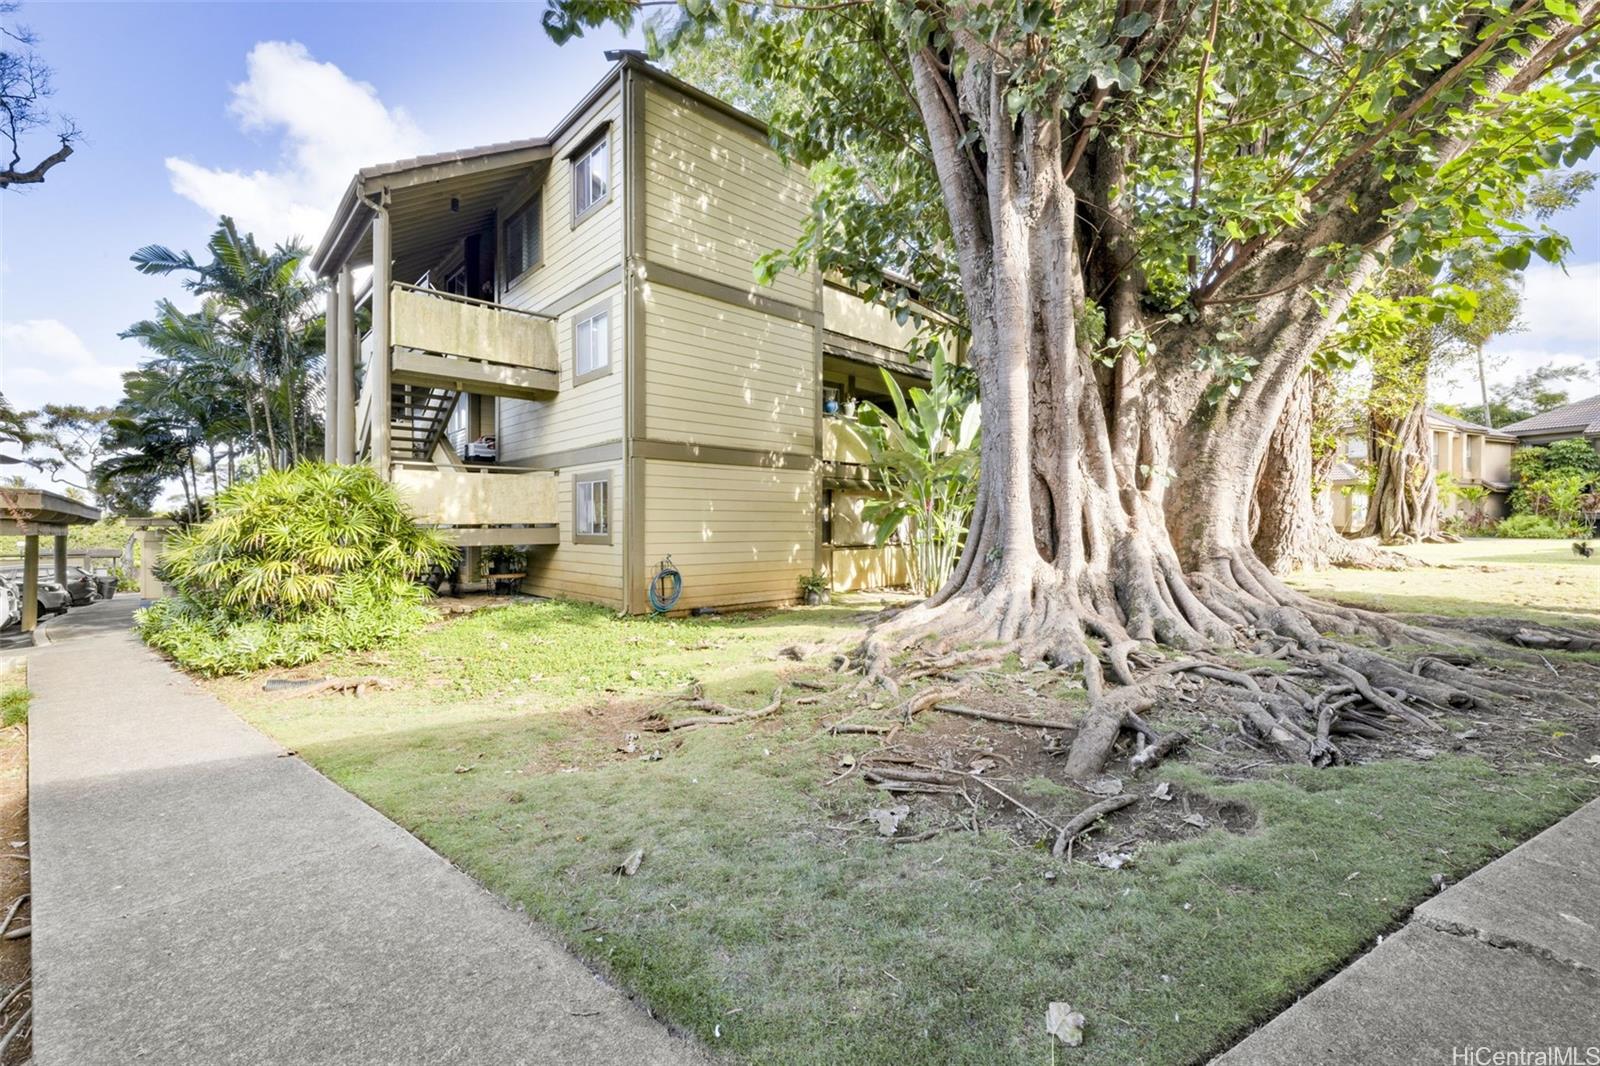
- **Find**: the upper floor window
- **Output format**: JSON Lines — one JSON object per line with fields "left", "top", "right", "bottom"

{"left": 572, "top": 133, "right": 609, "bottom": 222}
{"left": 573, "top": 305, "right": 610, "bottom": 383}
{"left": 503, "top": 196, "right": 541, "bottom": 283}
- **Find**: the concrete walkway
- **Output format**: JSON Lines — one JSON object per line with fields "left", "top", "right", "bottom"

{"left": 27, "top": 598, "right": 707, "bottom": 1066}
{"left": 1216, "top": 797, "right": 1600, "bottom": 1065}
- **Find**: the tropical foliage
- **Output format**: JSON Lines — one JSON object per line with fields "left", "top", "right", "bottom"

{"left": 97, "top": 217, "right": 326, "bottom": 514}
{"left": 136, "top": 463, "right": 455, "bottom": 675}
{"left": 1507, "top": 440, "right": 1600, "bottom": 535}
{"left": 854, "top": 351, "right": 979, "bottom": 597}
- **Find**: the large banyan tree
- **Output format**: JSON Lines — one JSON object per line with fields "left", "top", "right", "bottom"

{"left": 551, "top": 0, "right": 1600, "bottom": 707}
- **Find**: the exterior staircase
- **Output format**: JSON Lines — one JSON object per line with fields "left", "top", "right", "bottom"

{"left": 390, "top": 384, "right": 458, "bottom": 461}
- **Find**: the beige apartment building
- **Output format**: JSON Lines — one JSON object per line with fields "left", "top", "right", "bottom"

{"left": 309, "top": 53, "right": 950, "bottom": 614}
{"left": 1328, "top": 409, "right": 1517, "bottom": 532}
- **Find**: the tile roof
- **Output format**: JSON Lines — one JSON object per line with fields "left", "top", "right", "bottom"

{"left": 1424, "top": 408, "right": 1516, "bottom": 440}
{"left": 1500, "top": 394, "right": 1600, "bottom": 437}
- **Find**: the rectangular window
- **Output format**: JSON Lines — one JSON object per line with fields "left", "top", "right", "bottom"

{"left": 503, "top": 196, "right": 541, "bottom": 282}
{"left": 572, "top": 134, "right": 609, "bottom": 222}
{"left": 573, "top": 305, "right": 610, "bottom": 383}
{"left": 573, "top": 473, "right": 612, "bottom": 544}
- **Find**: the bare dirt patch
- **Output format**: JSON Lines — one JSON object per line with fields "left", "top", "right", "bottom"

{"left": 0, "top": 722, "right": 30, "bottom": 1064}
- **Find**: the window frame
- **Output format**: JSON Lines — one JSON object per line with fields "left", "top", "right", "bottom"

{"left": 570, "top": 301, "right": 613, "bottom": 385}
{"left": 572, "top": 470, "right": 614, "bottom": 545}
{"left": 501, "top": 192, "right": 543, "bottom": 288}
{"left": 569, "top": 128, "right": 611, "bottom": 227}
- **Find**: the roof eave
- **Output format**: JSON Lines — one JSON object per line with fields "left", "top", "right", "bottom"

{"left": 310, "top": 176, "right": 370, "bottom": 278}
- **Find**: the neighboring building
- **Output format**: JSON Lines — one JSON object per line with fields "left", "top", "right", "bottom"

{"left": 310, "top": 54, "right": 953, "bottom": 614}
{"left": 1501, "top": 394, "right": 1600, "bottom": 452}
{"left": 1327, "top": 409, "right": 1516, "bottom": 532}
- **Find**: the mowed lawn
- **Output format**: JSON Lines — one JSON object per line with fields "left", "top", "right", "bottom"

{"left": 213, "top": 555, "right": 1600, "bottom": 1065}
{"left": 1287, "top": 537, "right": 1599, "bottom": 627}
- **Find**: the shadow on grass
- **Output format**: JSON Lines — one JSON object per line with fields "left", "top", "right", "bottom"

{"left": 256, "top": 691, "right": 1600, "bottom": 1066}
{"left": 1301, "top": 588, "right": 1599, "bottom": 626}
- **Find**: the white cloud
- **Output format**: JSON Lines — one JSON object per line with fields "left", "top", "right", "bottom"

{"left": 164, "top": 41, "right": 425, "bottom": 247}
{"left": 1515, "top": 261, "right": 1600, "bottom": 351}
{"left": 0, "top": 319, "right": 137, "bottom": 411}
{"left": 1433, "top": 261, "right": 1600, "bottom": 406}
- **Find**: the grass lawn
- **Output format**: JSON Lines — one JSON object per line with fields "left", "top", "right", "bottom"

{"left": 212, "top": 562, "right": 1600, "bottom": 1065}
{"left": 1287, "top": 538, "right": 1599, "bottom": 627}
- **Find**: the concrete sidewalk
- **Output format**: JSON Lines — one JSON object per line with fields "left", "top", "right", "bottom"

{"left": 28, "top": 598, "right": 707, "bottom": 1065}
{"left": 1216, "top": 797, "right": 1600, "bottom": 1065}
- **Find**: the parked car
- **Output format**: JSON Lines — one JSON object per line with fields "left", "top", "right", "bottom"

{"left": 58, "top": 566, "right": 102, "bottom": 606}
{"left": 0, "top": 577, "right": 19, "bottom": 630}
{"left": 0, "top": 570, "right": 71, "bottom": 617}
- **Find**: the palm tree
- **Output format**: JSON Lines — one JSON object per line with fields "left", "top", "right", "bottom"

{"left": 128, "top": 217, "right": 325, "bottom": 468}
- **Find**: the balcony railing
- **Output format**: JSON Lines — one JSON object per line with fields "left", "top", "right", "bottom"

{"left": 389, "top": 283, "right": 559, "bottom": 385}
{"left": 823, "top": 418, "right": 874, "bottom": 465}
{"left": 390, "top": 462, "right": 559, "bottom": 545}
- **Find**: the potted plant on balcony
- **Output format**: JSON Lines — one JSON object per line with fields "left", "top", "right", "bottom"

{"left": 798, "top": 570, "right": 830, "bottom": 606}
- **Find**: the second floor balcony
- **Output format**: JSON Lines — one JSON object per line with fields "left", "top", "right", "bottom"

{"left": 386, "top": 283, "right": 559, "bottom": 399}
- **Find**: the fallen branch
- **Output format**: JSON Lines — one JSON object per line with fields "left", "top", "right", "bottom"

{"left": 886, "top": 827, "right": 951, "bottom": 845}
{"left": 964, "top": 773, "right": 1060, "bottom": 833}
{"left": 1051, "top": 795, "right": 1139, "bottom": 858}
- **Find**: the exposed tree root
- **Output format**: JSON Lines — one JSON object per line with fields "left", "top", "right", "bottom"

{"left": 644, "top": 688, "right": 783, "bottom": 732}
{"left": 844, "top": 534, "right": 1597, "bottom": 795}
{"left": 931, "top": 702, "right": 1078, "bottom": 731}
{"left": 1051, "top": 795, "right": 1139, "bottom": 858}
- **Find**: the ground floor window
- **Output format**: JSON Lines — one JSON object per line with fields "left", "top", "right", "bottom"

{"left": 574, "top": 472, "right": 612, "bottom": 544}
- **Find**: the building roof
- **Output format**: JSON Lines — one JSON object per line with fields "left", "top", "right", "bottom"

{"left": 1499, "top": 394, "right": 1600, "bottom": 439}
{"left": 309, "top": 53, "right": 769, "bottom": 279}
{"left": 1328, "top": 460, "right": 1362, "bottom": 484}
{"left": 1423, "top": 408, "right": 1517, "bottom": 442}
{"left": 0, "top": 488, "right": 102, "bottom": 534}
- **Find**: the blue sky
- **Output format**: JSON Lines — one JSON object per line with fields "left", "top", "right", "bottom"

{"left": 1, "top": 1, "right": 638, "bottom": 418}
{"left": 0, "top": 2, "right": 1596, "bottom": 436}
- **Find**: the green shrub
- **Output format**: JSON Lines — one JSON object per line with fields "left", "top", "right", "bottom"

{"left": 136, "top": 463, "right": 456, "bottom": 676}
{"left": 1493, "top": 513, "right": 1577, "bottom": 539}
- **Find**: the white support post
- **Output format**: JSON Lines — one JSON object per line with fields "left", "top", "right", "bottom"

{"left": 370, "top": 205, "right": 392, "bottom": 478}
{"left": 336, "top": 263, "right": 356, "bottom": 464}
{"left": 324, "top": 286, "right": 339, "bottom": 462}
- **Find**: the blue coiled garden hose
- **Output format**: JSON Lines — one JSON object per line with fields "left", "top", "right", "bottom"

{"left": 648, "top": 555, "right": 683, "bottom": 613}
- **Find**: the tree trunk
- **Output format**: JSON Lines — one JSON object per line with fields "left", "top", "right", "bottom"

{"left": 1253, "top": 371, "right": 1327, "bottom": 573}
{"left": 861, "top": 8, "right": 1579, "bottom": 690}
{"left": 1254, "top": 372, "right": 1411, "bottom": 572}
{"left": 863, "top": 46, "right": 1405, "bottom": 691}
{"left": 1476, "top": 343, "right": 1493, "bottom": 428}
{"left": 1362, "top": 402, "right": 1442, "bottom": 543}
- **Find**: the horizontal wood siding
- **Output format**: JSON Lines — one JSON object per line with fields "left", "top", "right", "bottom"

{"left": 642, "top": 285, "right": 814, "bottom": 453}
{"left": 502, "top": 91, "right": 623, "bottom": 312}
{"left": 497, "top": 285, "right": 623, "bottom": 462}
{"left": 643, "top": 459, "right": 815, "bottom": 611}
{"left": 524, "top": 459, "right": 624, "bottom": 607}
{"left": 497, "top": 85, "right": 625, "bottom": 467}
{"left": 641, "top": 86, "right": 813, "bottom": 309}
